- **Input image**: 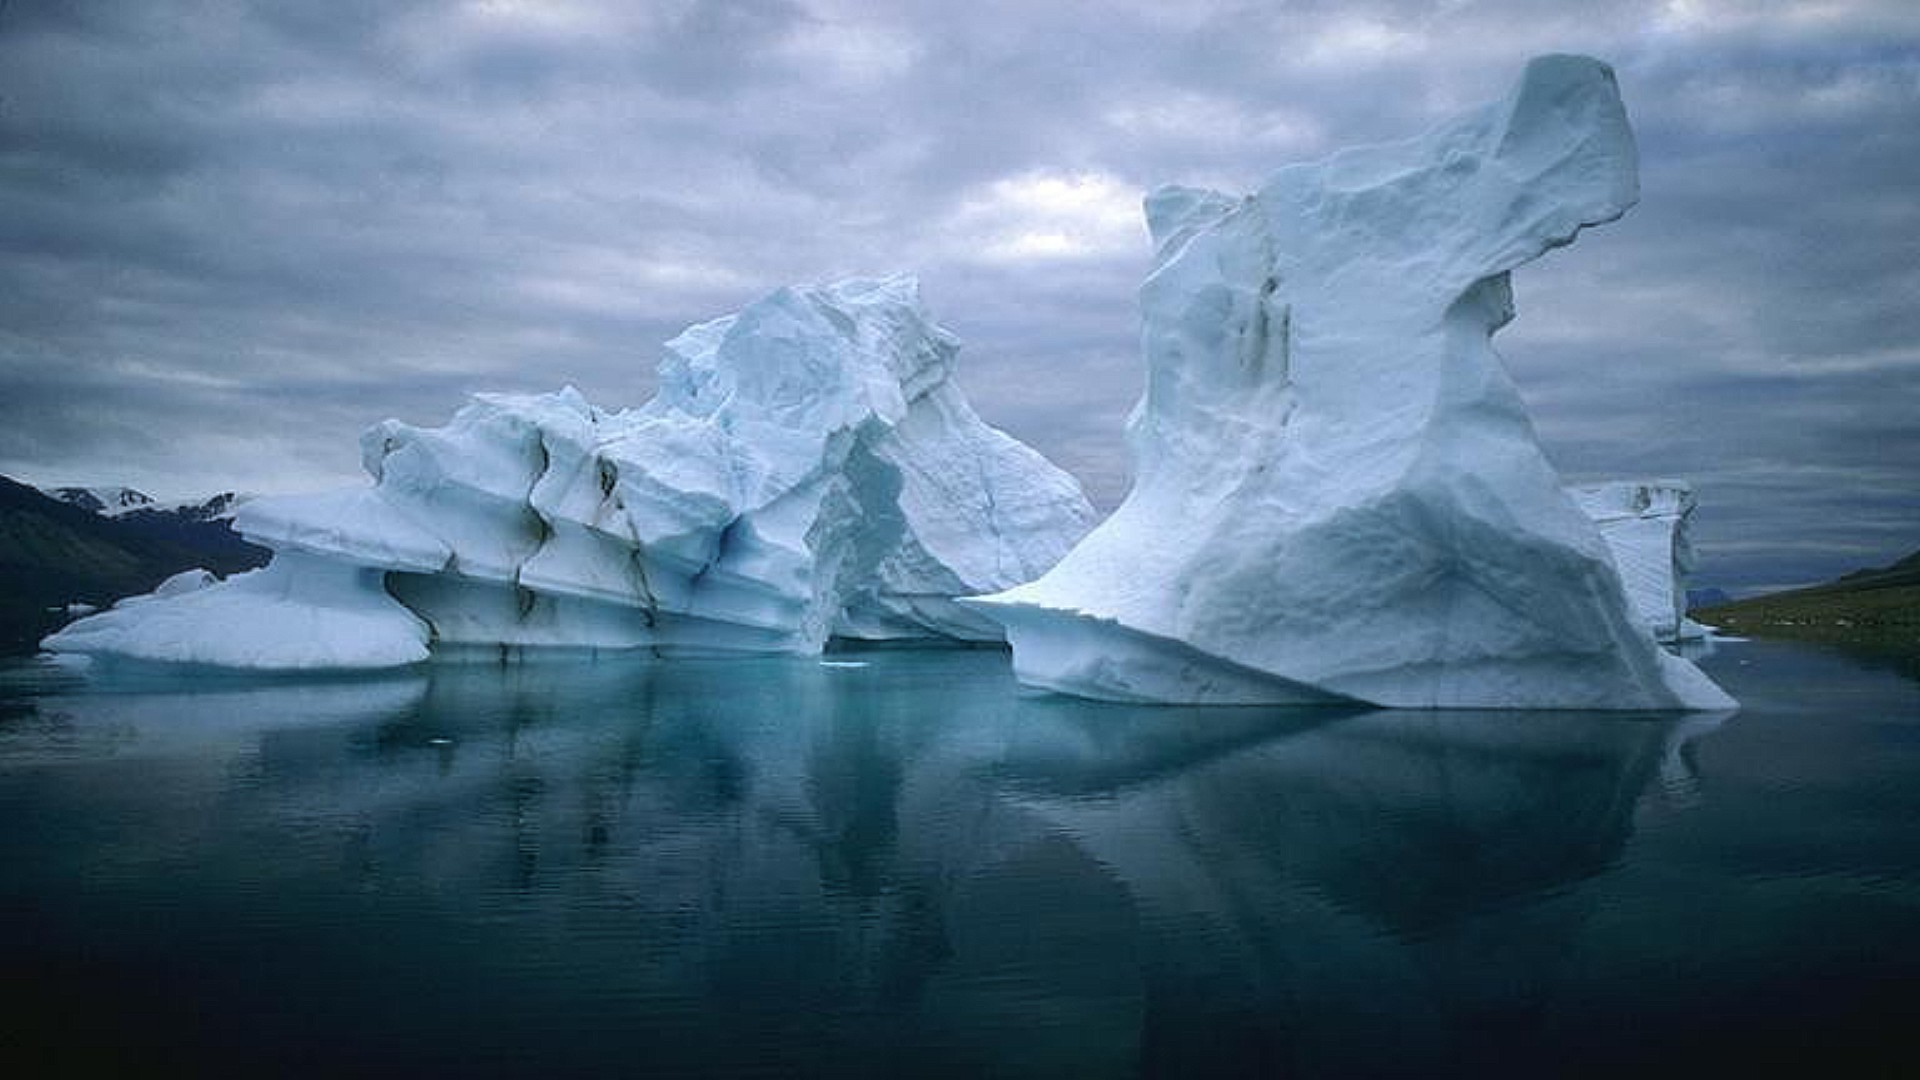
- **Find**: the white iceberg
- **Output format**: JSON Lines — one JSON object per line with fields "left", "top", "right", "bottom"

{"left": 45, "top": 276, "right": 1095, "bottom": 669}
{"left": 964, "top": 56, "right": 1734, "bottom": 710}
{"left": 1568, "top": 480, "right": 1711, "bottom": 643}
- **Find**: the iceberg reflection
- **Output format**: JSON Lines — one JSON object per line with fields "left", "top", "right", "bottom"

{"left": 0, "top": 651, "right": 1729, "bottom": 1076}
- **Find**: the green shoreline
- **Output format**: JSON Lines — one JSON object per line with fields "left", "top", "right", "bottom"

{"left": 1692, "top": 551, "right": 1920, "bottom": 672}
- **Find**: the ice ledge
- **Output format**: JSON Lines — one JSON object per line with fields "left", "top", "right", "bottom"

{"left": 964, "top": 600, "right": 1357, "bottom": 706}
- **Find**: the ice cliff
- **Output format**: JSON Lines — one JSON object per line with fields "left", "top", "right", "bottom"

{"left": 965, "top": 55, "right": 1734, "bottom": 709}
{"left": 1568, "top": 480, "right": 1710, "bottom": 643}
{"left": 45, "top": 276, "right": 1096, "bottom": 669}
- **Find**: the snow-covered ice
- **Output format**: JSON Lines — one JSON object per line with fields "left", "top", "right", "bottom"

{"left": 965, "top": 55, "right": 1734, "bottom": 709}
{"left": 45, "top": 276, "right": 1095, "bottom": 669}
{"left": 42, "top": 552, "right": 432, "bottom": 670}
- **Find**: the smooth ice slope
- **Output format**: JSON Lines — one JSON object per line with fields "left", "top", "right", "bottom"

{"left": 46, "top": 276, "right": 1095, "bottom": 668}
{"left": 966, "top": 56, "right": 1733, "bottom": 709}
{"left": 42, "top": 552, "right": 432, "bottom": 670}
{"left": 1569, "top": 480, "right": 1709, "bottom": 643}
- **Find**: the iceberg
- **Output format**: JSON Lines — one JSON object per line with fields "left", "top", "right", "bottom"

{"left": 964, "top": 56, "right": 1734, "bottom": 709}
{"left": 1568, "top": 480, "right": 1710, "bottom": 643}
{"left": 45, "top": 276, "right": 1096, "bottom": 669}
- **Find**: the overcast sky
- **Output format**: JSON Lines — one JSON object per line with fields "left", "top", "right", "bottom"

{"left": 2, "top": 0, "right": 1915, "bottom": 594}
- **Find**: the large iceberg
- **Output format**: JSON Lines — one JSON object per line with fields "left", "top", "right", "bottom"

{"left": 46, "top": 276, "right": 1096, "bottom": 669}
{"left": 1568, "top": 479, "right": 1710, "bottom": 643}
{"left": 965, "top": 56, "right": 1734, "bottom": 709}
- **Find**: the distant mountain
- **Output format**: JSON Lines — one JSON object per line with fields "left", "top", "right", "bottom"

{"left": 0, "top": 476, "right": 270, "bottom": 655}
{"left": 1685, "top": 587, "right": 1732, "bottom": 610}
{"left": 167, "top": 491, "right": 245, "bottom": 523}
{"left": 44, "top": 485, "right": 157, "bottom": 517}
{"left": 1692, "top": 548, "right": 1920, "bottom": 650}
{"left": 111, "top": 494, "right": 266, "bottom": 573}
{"left": 43, "top": 485, "right": 244, "bottom": 522}
{"left": 1830, "top": 549, "right": 1920, "bottom": 591}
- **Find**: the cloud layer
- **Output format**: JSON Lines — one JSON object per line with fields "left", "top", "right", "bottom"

{"left": 3, "top": 0, "right": 1916, "bottom": 592}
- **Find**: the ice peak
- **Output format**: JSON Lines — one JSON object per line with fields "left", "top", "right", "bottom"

{"left": 657, "top": 275, "right": 954, "bottom": 432}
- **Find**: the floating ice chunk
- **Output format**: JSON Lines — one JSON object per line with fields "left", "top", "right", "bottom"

{"left": 966, "top": 56, "right": 1733, "bottom": 710}
{"left": 149, "top": 568, "right": 220, "bottom": 599}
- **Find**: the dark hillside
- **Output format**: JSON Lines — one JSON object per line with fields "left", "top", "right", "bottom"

{"left": 115, "top": 501, "right": 267, "bottom": 574}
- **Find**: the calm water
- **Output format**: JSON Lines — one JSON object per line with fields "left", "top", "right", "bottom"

{"left": 1, "top": 640, "right": 1916, "bottom": 1078}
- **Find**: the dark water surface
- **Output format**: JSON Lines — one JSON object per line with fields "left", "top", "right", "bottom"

{"left": 1, "top": 640, "right": 1916, "bottom": 1077}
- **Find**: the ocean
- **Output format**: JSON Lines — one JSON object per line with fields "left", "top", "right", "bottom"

{"left": 2, "top": 638, "right": 1914, "bottom": 1077}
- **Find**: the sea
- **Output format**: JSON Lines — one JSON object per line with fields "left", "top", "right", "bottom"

{"left": 1, "top": 637, "right": 1915, "bottom": 1078}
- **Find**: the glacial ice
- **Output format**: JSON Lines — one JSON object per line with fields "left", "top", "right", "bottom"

{"left": 45, "top": 276, "right": 1095, "bottom": 669}
{"left": 964, "top": 55, "right": 1734, "bottom": 709}
{"left": 44, "top": 552, "right": 432, "bottom": 670}
{"left": 1568, "top": 480, "right": 1711, "bottom": 643}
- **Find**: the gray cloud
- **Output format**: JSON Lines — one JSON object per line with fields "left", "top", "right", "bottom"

{"left": 1, "top": 0, "right": 1915, "bottom": 593}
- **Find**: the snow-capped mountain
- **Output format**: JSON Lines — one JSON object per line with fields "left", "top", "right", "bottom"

{"left": 43, "top": 485, "right": 157, "bottom": 517}
{"left": 43, "top": 486, "right": 245, "bottom": 522}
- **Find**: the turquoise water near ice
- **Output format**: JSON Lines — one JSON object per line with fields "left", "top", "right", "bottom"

{"left": 1, "top": 639, "right": 1916, "bottom": 1077}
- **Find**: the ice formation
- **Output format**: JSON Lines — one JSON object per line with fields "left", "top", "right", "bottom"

{"left": 965, "top": 56, "right": 1734, "bottom": 709}
{"left": 1568, "top": 480, "right": 1710, "bottom": 642}
{"left": 45, "top": 276, "right": 1095, "bottom": 669}
{"left": 45, "top": 553, "right": 433, "bottom": 670}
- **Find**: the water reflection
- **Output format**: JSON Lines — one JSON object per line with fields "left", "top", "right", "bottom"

{"left": 1805, "top": 637, "right": 1920, "bottom": 685}
{"left": 0, "top": 651, "right": 1733, "bottom": 1076}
